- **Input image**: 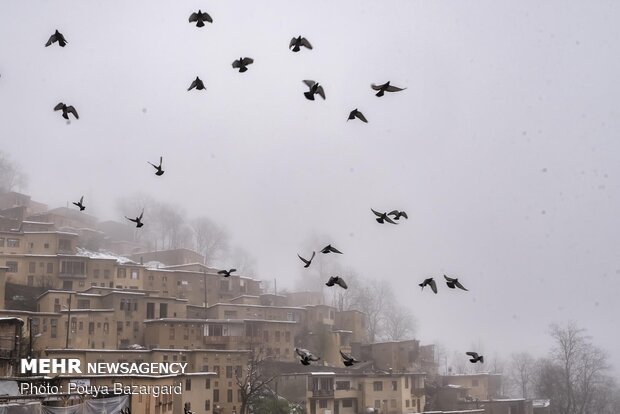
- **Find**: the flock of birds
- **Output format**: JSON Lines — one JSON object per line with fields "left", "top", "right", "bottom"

{"left": 40, "top": 9, "right": 484, "bottom": 369}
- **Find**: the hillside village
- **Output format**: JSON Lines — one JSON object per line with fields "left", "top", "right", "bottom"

{"left": 0, "top": 190, "right": 549, "bottom": 414}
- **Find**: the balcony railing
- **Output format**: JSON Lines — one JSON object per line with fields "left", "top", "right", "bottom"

{"left": 312, "top": 389, "right": 334, "bottom": 398}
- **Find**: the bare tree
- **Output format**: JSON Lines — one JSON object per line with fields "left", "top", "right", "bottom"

{"left": 0, "top": 151, "right": 28, "bottom": 193}
{"left": 115, "top": 193, "right": 156, "bottom": 244}
{"left": 509, "top": 352, "right": 536, "bottom": 398}
{"left": 226, "top": 246, "right": 257, "bottom": 276}
{"left": 191, "top": 216, "right": 230, "bottom": 265}
{"left": 537, "top": 322, "right": 614, "bottom": 414}
{"left": 235, "top": 346, "right": 278, "bottom": 414}
{"left": 327, "top": 266, "right": 359, "bottom": 312}
{"left": 382, "top": 302, "right": 416, "bottom": 341}
{"left": 350, "top": 279, "right": 394, "bottom": 342}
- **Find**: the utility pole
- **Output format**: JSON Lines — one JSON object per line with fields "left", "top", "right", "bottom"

{"left": 65, "top": 292, "right": 72, "bottom": 349}
{"left": 28, "top": 318, "right": 33, "bottom": 360}
{"left": 203, "top": 270, "right": 208, "bottom": 311}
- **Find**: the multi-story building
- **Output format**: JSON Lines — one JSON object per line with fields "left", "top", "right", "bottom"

{"left": 441, "top": 373, "right": 503, "bottom": 401}
{"left": 46, "top": 348, "right": 249, "bottom": 414}
{"left": 278, "top": 371, "right": 426, "bottom": 414}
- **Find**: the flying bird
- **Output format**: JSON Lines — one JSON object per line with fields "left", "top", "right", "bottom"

{"left": 188, "top": 10, "right": 213, "bottom": 27}
{"left": 188, "top": 77, "right": 206, "bottom": 91}
{"left": 125, "top": 210, "right": 144, "bottom": 228}
{"left": 45, "top": 30, "right": 67, "bottom": 47}
{"left": 232, "top": 57, "right": 254, "bottom": 73}
{"left": 371, "top": 209, "right": 397, "bottom": 224}
{"left": 148, "top": 157, "right": 164, "bottom": 176}
{"left": 347, "top": 109, "right": 368, "bottom": 123}
{"left": 297, "top": 251, "right": 316, "bottom": 268}
{"left": 340, "top": 350, "right": 360, "bottom": 367}
{"left": 326, "top": 276, "right": 348, "bottom": 289}
{"left": 289, "top": 36, "right": 312, "bottom": 52}
{"left": 371, "top": 82, "right": 406, "bottom": 97}
{"left": 72, "top": 196, "right": 85, "bottom": 211}
{"left": 302, "top": 80, "right": 325, "bottom": 100}
{"left": 388, "top": 210, "right": 408, "bottom": 220}
{"left": 54, "top": 103, "right": 79, "bottom": 120}
{"left": 218, "top": 269, "right": 237, "bottom": 277}
{"left": 419, "top": 278, "right": 437, "bottom": 294}
{"left": 444, "top": 275, "right": 468, "bottom": 291}
{"left": 295, "top": 348, "right": 320, "bottom": 365}
{"left": 320, "top": 244, "right": 342, "bottom": 254}
{"left": 466, "top": 352, "right": 484, "bottom": 363}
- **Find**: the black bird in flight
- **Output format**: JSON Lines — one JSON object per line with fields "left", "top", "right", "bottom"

{"left": 297, "top": 251, "right": 316, "bottom": 268}
{"left": 45, "top": 30, "right": 67, "bottom": 47}
{"left": 326, "top": 276, "right": 348, "bottom": 289}
{"left": 444, "top": 275, "right": 468, "bottom": 291}
{"left": 466, "top": 352, "right": 484, "bottom": 363}
{"left": 371, "top": 82, "right": 406, "bottom": 97}
{"left": 302, "top": 80, "right": 325, "bottom": 100}
{"left": 289, "top": 36, "right": 313, "bottom": 52}
{"left": 348, "top": 109, "right": 368, "bottom": 123}
{"left": 388, "top": 210, "right": 408, "bottom": 220}
{"left": 218, "top": 269, "right": 237, "bottom": 277}
{"left": 188, "top": 10, "right": 213, "bottom": 27}
{"left": 54, "top": 103, "right": 79, "bottom": 120}
{"left": 295, "top": 348, "right": 320, "bottom": 365}
{"left": 371, "top": 209, "right": 397, "bottom": 224}
{"left": 320, "top": 244, "right": 342, "bottom": 254}
{"left": 72, "top": 196, "right": 85, "bottom": 211}
{"left": 419, "top": 278, "right": 438, "bottom": 294}
{"left": 188, "top": 77, "right": 206, "bottom": 91}
{"left": 340, "top": 350, "right": 360, "bottom": 367}
{"left": 148, "top": 156, "right": 164, "bottom": 176}
{"left": 125, "top": 209, "right": 144, "bottom": 228}
{"left": 232, "top": 57, "right": 254, "bottom": 73}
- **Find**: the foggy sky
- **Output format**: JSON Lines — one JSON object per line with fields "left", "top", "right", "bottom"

{"left": 1, "top": 0, "right": 619, "bottom": 376}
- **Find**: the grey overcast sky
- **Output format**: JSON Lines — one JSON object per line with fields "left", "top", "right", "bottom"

{"left": 1, "top": 0, "right": 619, "bottom": 374}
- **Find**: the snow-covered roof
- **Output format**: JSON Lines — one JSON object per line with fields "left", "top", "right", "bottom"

{"left": 533, "top": 399, "right": 551, "bottom": 408}
{"left": 75, "top": 247, "right": 139, "bottom": 265}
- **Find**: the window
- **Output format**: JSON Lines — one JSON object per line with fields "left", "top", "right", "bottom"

{"left": 44, "top": 242, "right": 49, "bottom": 249}
{"left": 204, "top": 400, "right": 211, "bottom": 411}
{"left": 213, "top": 390, "right": 219, "bottom": 403}
{"left": 336, "top": 381, "right": 350, "bottom": 390}
{"left": 104, "top": 269, "right": 110, "bottom": 279}
{"left": 146, "top": 303, "right": 155, "bottom": 319}
{"left": 117, "top": 322, "right": 123, "bottom": 332}
{"left": 205, "top": 379, "right": 211, "bottom": 389}
{"left": 319, "top": 400, "right": 327, "bottom": 409}
{"left": 406, "top": 400, "right": 410, "bottom": 408}
{"left": 160, "top": 303, "right": 168, "bottom": 318}
{"left": 224, "top": 310, "right": 237, "bottom": 318}
{"left": 0, "top": 238, "right": 4, "bottom": 247}
{"left": 103, "top": 323, "right": 109, "bottom": 333}
{"left": 50, "top": 319, "right": 58, "bottom": 338}
{"left": 169, "top": 328, "right": 175, "bottom": 340}
{"left": 374, "top": 400, "right": 380, "bottom": 409}
{"left": 77, "top": 300, "right": 90, "bottom": 309}
{"left": 392, "top": 381, "right": 397, "bottom": 391}
{"left": 227, "top": 389, "right": 233, "bottom": 403}
{"left": 29, "top": 262, "right": 35, "bottom": 272}
{"left": 58, "top": 239, "right": 71, "bottom": 251}
{"left": 89, "top": 322, "right": 95, "bottom": 334}
{"left": 117, "top": 268, "right": 126, "bottom": 278}
{"left": 131, "top": 270, "right": 139, "bottom": 279}
{"left": 78, "top": 321, "right": 83, "bottom": 330}
{"left": 60, "top": 261, "right": 85, "bottom": 275}
{"left": 285, "top": 331, "right": 291, "bottom": 342}
{"left": 134, "top": 321, "right": 139, "bottom": 332}
{"left": 7, "top": 238, "right": 20, "bottom": 248}
{"left": 405, "top": 376, "right": 409, "bottom": 389}
{"left": 373, "top": 381, "right": 383, "bottom": 391}
{"left": 185, "top": 379, "right": 191, "bottom": 391}
{"left": 94, "top": 269, "right": 100, "bottom": 278}
{"left": 226, "top": 366, "right": 233, "bottom": 378}
{"left": 6, "top": 261, "right": 17, "bottom": 272}
{"left": 263, "top": 331, "right": 269, "bottom": 342}
{"left": 47, "top": 263, "right": 53, "bottom": 273}
{"left": 342, "top": 399, "right": 353, "bottom": 408}
{"left": 27, "top": 276, "right": 34, "bottom": 286}
{"left": 275, "top": 331, "right": 280, "bottom": 342}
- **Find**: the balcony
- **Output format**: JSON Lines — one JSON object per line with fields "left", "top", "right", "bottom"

{"left": 312, "top": 389, "right": 334, "bottom": 398}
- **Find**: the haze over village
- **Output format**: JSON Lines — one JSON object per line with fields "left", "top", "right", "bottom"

{"left": 1, "top": 1, "right": 620, "bottom": 414}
